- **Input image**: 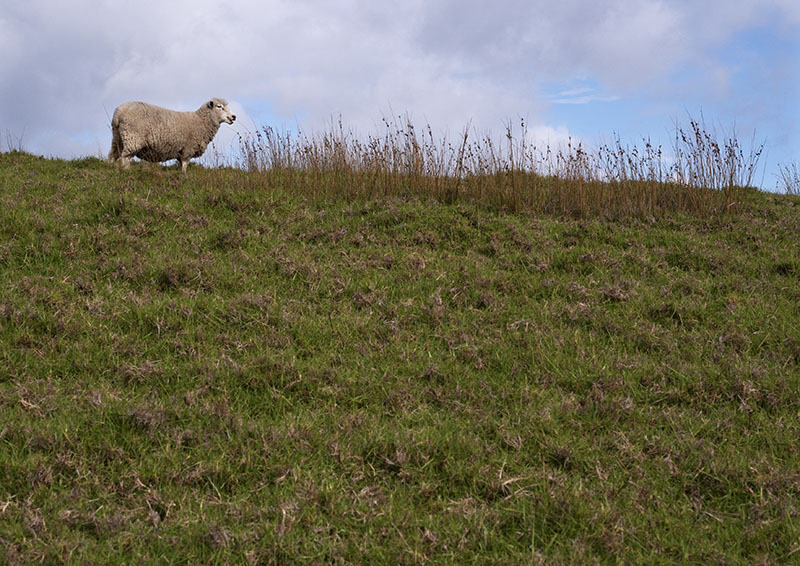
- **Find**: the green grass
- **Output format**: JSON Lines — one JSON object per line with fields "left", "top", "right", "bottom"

{"left": 1, "top": 150, "right": 799, "bottom": 564}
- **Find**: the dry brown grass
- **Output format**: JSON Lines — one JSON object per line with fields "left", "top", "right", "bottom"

{"left": 232, "top": 114, "right": 764, "bottom": 219}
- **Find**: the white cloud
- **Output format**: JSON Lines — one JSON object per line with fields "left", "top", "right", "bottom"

{"left": 527, "top": 125, "right": 577, "bottom": 150}
{"left": 550, "top": 88, "right": 621, "bottom": 105}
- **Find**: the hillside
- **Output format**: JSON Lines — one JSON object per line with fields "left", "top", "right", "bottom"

{"left": 1, "top": 151, "right": 799, "bottom": 564}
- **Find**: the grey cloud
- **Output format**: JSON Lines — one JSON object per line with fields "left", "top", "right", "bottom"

{"left": 414, "top": 0, "right": 689, "bottom": 86}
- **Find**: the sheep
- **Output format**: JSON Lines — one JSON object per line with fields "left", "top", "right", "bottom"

{"left": 108, "top": 98, "right": 236, "bottom": 173}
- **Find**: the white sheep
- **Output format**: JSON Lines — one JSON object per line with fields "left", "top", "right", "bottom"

{"left": 108, "top": 98, "right": 236, "bottom": 172}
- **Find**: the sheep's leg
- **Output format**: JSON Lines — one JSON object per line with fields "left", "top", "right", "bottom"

{"left": 180, "top": 159, "right": 189, "bottom": 174}
{"left": 108, "top": 130, "right": 122, "bottom": 163}
{"left": 108, "top": 139, "right": 118, "bottom": 163}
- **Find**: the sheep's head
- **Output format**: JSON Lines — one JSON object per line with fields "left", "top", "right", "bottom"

{"left": 207, "top": 98, "right": 236, "bottom": 125}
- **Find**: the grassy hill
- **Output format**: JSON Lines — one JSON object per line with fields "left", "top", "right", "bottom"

{"left": 1, "top": 150, "right": 798, "bottom": 564}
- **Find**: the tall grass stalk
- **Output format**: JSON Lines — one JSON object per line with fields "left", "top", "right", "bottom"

{"left": 3, "top": 129, "right": 26, "bottom": 153}
{"left": 777, "top": 162, "right": 800, "bottom": 195}
{"left": 234, "top": 115, "right": 763, "bottom": 218}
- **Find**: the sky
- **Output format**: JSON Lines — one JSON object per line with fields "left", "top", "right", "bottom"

{"left": 1, "top": 0, "right": 798, "bottom": 189}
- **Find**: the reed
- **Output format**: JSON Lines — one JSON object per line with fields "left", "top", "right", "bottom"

{"left": 232, "top": 114, "right": 763, "bottom": 218}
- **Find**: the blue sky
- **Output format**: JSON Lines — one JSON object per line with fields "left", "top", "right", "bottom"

{"left": 1, "top": 0, "right": 798, "bottom": 189}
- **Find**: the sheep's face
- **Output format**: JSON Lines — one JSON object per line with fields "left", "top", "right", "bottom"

{"left": 208, "top": 98, "right": 236, "bottom": 125}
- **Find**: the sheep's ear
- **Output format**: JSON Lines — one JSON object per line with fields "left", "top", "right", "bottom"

{"left": 207, "top": 100, "right": 214, "bottom": 109}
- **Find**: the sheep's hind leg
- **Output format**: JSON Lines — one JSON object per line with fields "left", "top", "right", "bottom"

{"left": 108, "top": 132, "right": 123, "bottom": 163}
{"left": 108, "top": 139, "right": 119, "bottom": 163}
